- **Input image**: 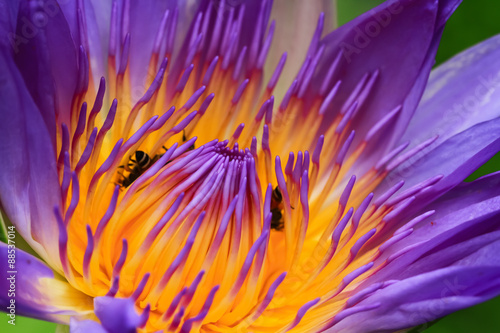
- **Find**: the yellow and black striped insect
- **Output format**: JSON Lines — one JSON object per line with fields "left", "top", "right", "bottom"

{"left": 118, "top": 150, "right": 160, "bottom": 188}
{"left": 118, "top": 133, "right": 195, "bottom": 188}
{"left": 270, "top": 186, "right": 284, "bottom": 231}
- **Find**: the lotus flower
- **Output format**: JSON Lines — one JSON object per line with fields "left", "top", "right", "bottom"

{"left": 2, "top": 0, "right": 500, "bottom": 332}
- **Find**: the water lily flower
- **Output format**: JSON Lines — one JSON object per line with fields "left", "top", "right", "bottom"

{"left": 2, "top": 0, "right": 500, "bottom": 332}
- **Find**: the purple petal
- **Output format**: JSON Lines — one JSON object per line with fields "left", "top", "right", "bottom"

{"left": 81, "top": 1, "right": 107, "bottom": 86}
{"left": 424, "top": 171, "right": 500, "bottom": 221}
{"left": 70, "top": 318, "right": 108, "bottom": 333}
{"left": 380, "top": 117, "right": 500, "bottom": 215}
{"left": 58, "top": 1, "right": 106, "bottom": 78}
{"left": 332, "top": 266, "right": 500, "bottom": 332}
{"left": 128, "top": 0, "right": 202, "bottom": 94}
{"left": 374, "top": 219, "right": 500, "bottom": 286}
{"left": 0, "top": 50, "right": 62, "bottom": 265}
{"left": 402, "top": 34, "right": 500, "bottom": 152}
{"left": 128, "top": 1, "right": 175, "bottom": 86}
{"left": 0, "top": 0, "right": 20, "bottom": 48}
{"left": 0, "top": 243, "right": 88, "bottom": 323}
{"left": 399, "top": 230, "right": 500, "bottom": 281}
{"left": 453, "top": 234, "right": 500, "bottom": 267}
{"left": 315, "top": 0, "right": 460, "bottom": 174}
{"left": 81, "top": 0, "right": 112, "bottom": 83}
{"left": 93, "top": 296, "right": 148, "bottom": 333}
{"left": 268, "top": 0, "right": 336, "bottom": 96}
{"left": 368, "top": 172, "right": 500, "bottom": 283}
{"left": 14, "top": 0, "right": 78, "bottom": 129}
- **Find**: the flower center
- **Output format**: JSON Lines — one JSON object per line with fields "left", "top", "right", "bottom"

{"left": 46, "top": 1, "right": 439, "bottom": 331}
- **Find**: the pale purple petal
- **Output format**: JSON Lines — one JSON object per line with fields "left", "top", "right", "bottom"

{"left": 93, "top": 296, "right": 149, "bottom": 333}
{"left": 128, "top": 0, "right": 178, "bottom": 90}
{"left": 0, "top": 243, "right": 88, "bottom": 323}
{"left": 368, "top": 171, "right": 500, "bottom": 283}
{"left": 268, "top": 0, "right": 336, "bottom": 97}
{"left": 70, "top": 318, "right": 108, "bottom": 333}
{"left": 402, "top": 34, "right": 500, "bottom": 151}
{"left": 380, "top": 117, "right": 500, "bottom": 214}
{"left": 332, "top": 266, "right": 500, "bottom": 333}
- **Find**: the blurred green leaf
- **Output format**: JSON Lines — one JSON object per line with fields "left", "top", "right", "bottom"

{"left": 0, "top": 316, "right": 56, "bottom": 333}
{"left": 0, "top": 211, "right": 7, "bottom": 244}
{"left": 55, "top": 324, "right": 69, "bottom": 333}
{"left": 424, "top": 297, "right": 500, "bottom": 333}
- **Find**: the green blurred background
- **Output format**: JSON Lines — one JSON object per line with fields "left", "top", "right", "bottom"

{"left": 2, "top": 0, "right": 500, "bottom": 332}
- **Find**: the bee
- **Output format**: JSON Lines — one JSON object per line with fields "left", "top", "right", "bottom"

{"left": 270, "top": 208, "right": 284, "bottom": 231}
{"left": 118, "top": 150, "right": 159, "bottom": 188}
{"left": 270, "top": 186, "right": 284, "bottom": 231}
{"left": 118, "top": 134, "right": 195, "bottom": 188}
